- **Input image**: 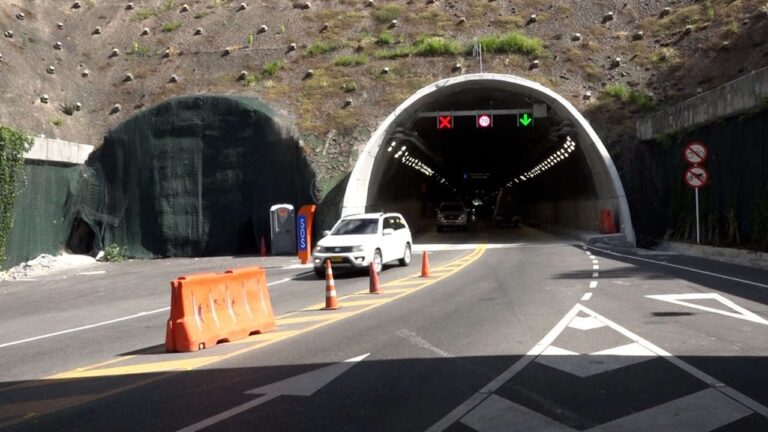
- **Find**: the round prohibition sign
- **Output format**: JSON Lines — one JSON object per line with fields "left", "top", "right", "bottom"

{"left": 684, "top": 165, "right": 709, "bottom": 189}
{"left": 683, "top": 141, "right": 708, "bottom": 165}
{"left": 477, "top": 114, "right": 492, "bottom": 128}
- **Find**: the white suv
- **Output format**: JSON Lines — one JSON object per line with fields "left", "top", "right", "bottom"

{"left": 313, "top": 213, "right": 413, "bottom": 278}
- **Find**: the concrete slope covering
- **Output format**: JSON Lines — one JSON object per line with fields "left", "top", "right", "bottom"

{"left": 71, "top": 95, "right": 317, "bottom": 258}
{"left": 344, "top": 74, "right": 635, "bottom": 244}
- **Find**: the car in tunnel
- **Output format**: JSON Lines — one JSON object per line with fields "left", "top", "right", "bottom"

{"left": 312, "top": 213, "right": 413, "bottom": 278}
{"left": 436, "top": 202, "right": 469, "bottom": 232}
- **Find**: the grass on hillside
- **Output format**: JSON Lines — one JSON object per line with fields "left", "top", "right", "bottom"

{"left": 262, "top": 60, "right": 283, "bottom": 77}
{"left": 373, "top": 4, "right": 403, "bottom": 23}
{"left": 475, "top": 32, "right": 543, "bottom": 56}
{"left": 413, "top": 36, "right": 461, "bottom": 56}
{"left": 161, "top": 21, "right": 182, "bottom": 33}
{"left": 603, "top": 83, "right": 655, "bottom": 111}
{"left": 307, "top": 41, "right": 340, "bottom": 56}
{"left": 128, "top": 42, "right": 153, "bottom": 57}
{"left": 334, "top": 54, "right": 368, "bottom": 67}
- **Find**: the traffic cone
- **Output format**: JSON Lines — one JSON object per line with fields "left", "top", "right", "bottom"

{"left": 369, "top": 262, "right": 381, "bottom": 294}
{"left": 322, "top": 260, "right": 340, "bottom": 310}
{"left": 421, "top": 251, "right": 430, "bottom": 277}
{"left": 259, "top": 236, "right": 268, "bottom": 257}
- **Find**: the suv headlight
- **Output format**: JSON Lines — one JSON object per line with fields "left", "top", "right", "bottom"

{"left": 352, "top": 245, "right": 365, "bottom": 252}
{"left": 458, "top": 214, "right": 467, "bottom": 221}
{"left": 314, "top": 246, "right": 326, "bottom": 253}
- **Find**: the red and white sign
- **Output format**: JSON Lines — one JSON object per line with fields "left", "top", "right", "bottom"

{"left": 683, "top": 141, "right": 708, "bottom": 165}
{"left": 476, "top": 114, "right": 492, "bottom": 128}
{"left": 437, "top": 115, "right": 453, "bottom": 129}
{"left": 684, "top": 166, "right": 709, "bottom": 189}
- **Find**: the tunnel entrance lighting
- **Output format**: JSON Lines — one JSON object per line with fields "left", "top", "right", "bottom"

{"left": 343, "top": 74, "right": 635, "bottom": 245}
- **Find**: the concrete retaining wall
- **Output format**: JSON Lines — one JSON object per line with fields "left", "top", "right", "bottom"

{"left": 25, "top": 137, "right": 94, "bottom": 164}
{"left": 637, "top": 66, "right": 768, "bottom": 140}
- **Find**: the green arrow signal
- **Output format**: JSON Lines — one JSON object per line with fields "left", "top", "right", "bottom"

{"left": 519, "top": 113, "right": 532, "bottom": 127}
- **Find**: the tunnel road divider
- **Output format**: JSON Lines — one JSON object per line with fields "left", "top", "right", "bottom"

{"left": 165, "top": 267, "right": 276, "bottom": 353}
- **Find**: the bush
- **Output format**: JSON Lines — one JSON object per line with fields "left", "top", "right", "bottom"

{"left": 333, "top": 54, "right": 368, "bottom": 66}
{"left": 376, "top": 31, "right": 394, "bottom": 45}
{"left": 161, "top": 21, "right": 182, "bottom": 33}
{"left": 104, "top": 244, "right": 127, "bottom": 262}
{"left": 243, "top": 72, "right": 258, "bottom": 87}
{"left": 341, "top": 81, "right": 358, "bottom": 93}
{"left": 604, "top": 83, "right": 655, "bottom": 111}
{"left": 373, "top": 4, "right": 403, "bottom": 23}
{"left": 306, "top": 41, "right": 338, "bottom": 56}
{"left": 474, "top": 32, "right": 543, "bottom": 56}
{"left": 51, "top": 118, "right": 64, "bottom": 127}
{"left": 262, "top": 60, "right": 283, "bottom": 77}
{"left": 413, "top": 36, "right": 460, "bottom": 56}
{"left": 0, "top": 126, "right": 33, "bottom": 265}
{"left": 374, "top": 46, "right": 412, "bottom": 59}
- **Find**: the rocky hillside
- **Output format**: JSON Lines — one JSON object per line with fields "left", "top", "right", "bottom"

{"left": 2, "top": 0, "right": 767, "bottom": 193}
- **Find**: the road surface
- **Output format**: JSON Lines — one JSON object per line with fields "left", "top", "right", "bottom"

{"left": 1, "top": 224, "right": 767, "bottom": 431}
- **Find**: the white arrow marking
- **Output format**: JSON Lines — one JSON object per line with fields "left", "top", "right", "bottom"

{"left": 176, "top": 353, "right": 370, "bottom": 432}
{"left": 647, "top": 293, "right": 768, "bottom": 325}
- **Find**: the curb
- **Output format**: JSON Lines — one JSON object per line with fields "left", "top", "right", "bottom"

{"left": 654, "top": 241, "right": 768, "bottom": 271}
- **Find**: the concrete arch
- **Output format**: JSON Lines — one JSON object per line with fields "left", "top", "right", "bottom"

{"left": 342, "top": 73, "right": 635, "bottom": 245}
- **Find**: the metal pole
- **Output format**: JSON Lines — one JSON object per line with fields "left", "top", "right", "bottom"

{"left": 695, "top": 188, "right": 700, "bottom": 244}
{"left": 479, "top": 43, "right": 483, "bottom": 73}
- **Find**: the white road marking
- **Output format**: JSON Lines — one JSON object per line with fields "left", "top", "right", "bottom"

{"left": 77, "top": 270, "right": 106, "bottom": 275}
{"left": 0, "top": 271, "right": 310, "bottom": 349}
{"left": 586, "top": 245, "right": 768, "bottom": 289}
{"left": 568, "top": 315, "right": 603, "bottom": 330}
{"left": 592, "top": 265, "right": 600, "bottom": 270}
{"left": 590, "top": 388, "right": 752, "bottom": 431}
{"left": 396, "top": 329, "right": 452, "bottom": 358}
{"left": 592, "top": 272, "right": 599, "bottom": 278}
{"left": 581, "top": 292, "right": 593, "bottom": 301}
{"left": 589, "top": 281, "right": 598, "bottom": 289}
{"left": 0, "top": 307, "right": 171, "bottom": 349}
{"left": 589, "top": 255, "right": 596, "bottom": 260}
{"left": 591, "top": 259, "right": 599, "bottom": 264}
{"left": 536, "top": 342, "right": 655, "bottom": 378}
{"left": 646, "top": 293, "right": 768, "bottom": 325}
{"left": 425, "top": 304, "right": 583, "bottom": 432}
{"left": 428, "top": 303, "right": 768, "bottom": 431}
{"left": 461, "top": 394, "right": 575, "bottom": 432}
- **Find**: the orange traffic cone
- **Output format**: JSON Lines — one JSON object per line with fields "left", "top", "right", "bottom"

{"left": 323, "top": 260, "right": 340, "bottom": 310}
{"left": 259, "top": 236, "right": 268, "bottom": 257}
{"left": 369, "top": 262, "right": 381, "bottom": 294}
{"left": 421, "top": 251, "right": 430, "bottom": 277}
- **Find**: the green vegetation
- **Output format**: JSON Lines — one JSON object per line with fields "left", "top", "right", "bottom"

{"left": 373, "top": 46, "right": 411, "bottom": 59}
{"left": 194, "top": 11, "right": 211, "bottom": 19}
{"left": 333, "top": 53, "right": 368, "bottom": 67}
{"left": 474, "top": 32, "right": 543, "bottom": 56}
{"left": 161, "top": 21, "right": 182, "bottom": 33}
{"left": 413, "top": 36, "right": 461, "bottom": 56}
{"left": 0, "top": 126, "right": 33, "bottom": 265}
{"left": 341, "top": 81, "right": 358, "bottom": 93}
{"left": 247, "top": 33, "right": 254, "bottom": 47}
{"left": 603, "top": 83, "right": 655, "bottom": 111}
{"left": 376, "top": 31, "right": 394, "bottom": 45}
{"left": 262, "top": 60, "right": 283, "bottom": 77}
{"left": 134, "top": 0, "right": 176, "bottom": 20}
{"left": 104, "top": 244, "right": 127, "bottom": 262}
{"left": 373, "top": 4, "right": 403, "bottom": 23}
{"left": 306, "top": 41, "right": 339, "bottom": 56}
{"left": 128, "top": 42, "right": 153, "bottom": 57}
{"left": 242, "top": 72, "right": 258, "bottom": 87}
{"left": 51, "top": 118, "right": 64, "bottom": 127}
{"left": 135, "top": 9, "right": 158, "bottom": 20}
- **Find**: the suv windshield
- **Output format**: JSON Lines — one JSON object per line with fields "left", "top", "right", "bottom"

{"left": 440, "top": 204, "right": 465, "bottom": 212}
{"left": 332, "top": 218, "right": 379, "bottom": 235}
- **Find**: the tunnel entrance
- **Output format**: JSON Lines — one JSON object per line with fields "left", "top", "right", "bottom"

{"left": 66, "top": 95, "right": 317, "bottom": 259}
{"left": 344, "top": 74, "right": 635, "bottom": 245}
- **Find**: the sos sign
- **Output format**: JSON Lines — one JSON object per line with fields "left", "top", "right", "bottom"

{"left": 297, "top": 215, "right": 308, "bottom": 252}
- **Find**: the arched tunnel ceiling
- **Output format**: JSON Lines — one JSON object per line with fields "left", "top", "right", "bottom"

{"left": 344, "top": 74, "right": 635, "bottom": 245}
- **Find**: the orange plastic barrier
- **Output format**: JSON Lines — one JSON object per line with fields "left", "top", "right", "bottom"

{"left": 165, "top": 266, "right": 275, "bottom": 353}
{"left": 599, "top": 209, "right": 617, "bottom": 234}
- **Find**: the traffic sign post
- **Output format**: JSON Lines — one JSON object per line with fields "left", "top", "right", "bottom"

{"left": 683, "top": 142, "right": 709, "bottom": 245}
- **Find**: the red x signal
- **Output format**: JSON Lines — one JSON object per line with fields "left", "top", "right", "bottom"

{"left": 437, "top": 115, "right": 453, "bottom": 129}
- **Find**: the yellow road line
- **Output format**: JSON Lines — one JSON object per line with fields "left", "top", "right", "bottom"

{"left": 278, "top": 312, "right": 352, "bottom": 325}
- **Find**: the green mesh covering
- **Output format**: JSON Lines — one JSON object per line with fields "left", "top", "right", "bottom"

{"left": 3, "top": 162, "right": 86, "bottom": 268}
{"left": 72, "top": 95, "right": 318, "bottom": 258}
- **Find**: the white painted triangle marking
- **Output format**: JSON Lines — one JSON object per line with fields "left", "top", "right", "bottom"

{"left": 568, "top": 316, "right": 605, "bottom": 331}
{"left": 646, "top": 293, "right": 768, "bottom": 325}
{"left": 592, "top": 342, "right": 654, "bottom": 357}
{"left": 540, "top": 345, "right": 578, "bottom": 356}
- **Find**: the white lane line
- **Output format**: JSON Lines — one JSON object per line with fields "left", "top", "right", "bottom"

{"left": 586, "top": 245, "right": 768, "bottom": 289}
{"left": 0, "top": 271, "right": 311, "bottom": 349}
{"left": 0, "top": 307, "right": 170, "bottom": 349}
{"left": 592, "top": 265, "right": 600, "bottom": 270}
{"left": 592, "top": 272, "right": 599, "bottom": 278}
{"left": 77, "top": 270, "right": 107, "bottom": 275}
{"left": 267, "top": 271, "right": 313, "bottom": 286}
{"left": 591, "top": 259, "right": 599, "bottom": 264}
{"left": 581, "top": 292, "right": 593, "bottom": 301}
{"left": 589, "top": 281, "right": 598, "bottom": 289}
{"left": 426, "top": 304, "right": 583, "bottom": 432}
{"left": 396, "top": 329, "right": 452, "bottom": 358}
{"left": 461, "top": 394, "right": 575, "bottom": 432}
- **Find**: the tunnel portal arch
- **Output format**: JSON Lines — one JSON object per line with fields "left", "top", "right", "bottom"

{"left": 343, "top": 73, "right": 635, "bottom": 245}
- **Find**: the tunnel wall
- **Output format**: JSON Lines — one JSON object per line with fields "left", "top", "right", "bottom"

{"left": 343, "top": 74, "right": 635, "bottom": 245}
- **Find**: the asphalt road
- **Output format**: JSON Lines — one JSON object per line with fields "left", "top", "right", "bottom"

{"left": 1, "top": 224, "right": 767, "bottom": 431}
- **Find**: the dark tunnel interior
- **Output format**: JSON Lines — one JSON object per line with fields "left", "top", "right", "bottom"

{"left": 367, "top": 86, "right": 599, "bottom": 235}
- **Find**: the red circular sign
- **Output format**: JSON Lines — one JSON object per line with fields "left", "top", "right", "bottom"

{"left": 683, "top": 141, "right": 708, "bottom": 165}
{"left": 684, "top": 166, "right": 709, "bottom": 189}
{"left": 477, "top": 114, "right": 492, "bottom": 128}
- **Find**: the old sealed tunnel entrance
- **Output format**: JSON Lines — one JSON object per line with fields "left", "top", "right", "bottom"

{"left": 67, "top": 96, "right": 317, "bottom": 258}
{"left": 344, "top": 74, "right": 635, "bottom": 245}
